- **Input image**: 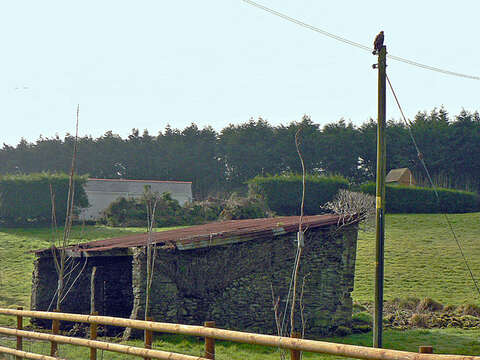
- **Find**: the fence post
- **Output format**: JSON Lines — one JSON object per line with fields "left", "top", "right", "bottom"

{"left": 16, "top": 306, "right": 23, "bottom": 360}
{"left": 50, "top": 309, "right": 60, "bottom": 357}
{"left": 144, "top": 317, "right": 153, "bottom": 360}
{"left": 90, "top": 311, "right": 98, "bottom": 360}
{"left": 290, "top": 332, "right": 301, "bottom": 360}
{"left": 204, "top": 321, "right": 215, "bottom": 360}
{"left": 419, "top": 346, "right": 433, "bottom": 353}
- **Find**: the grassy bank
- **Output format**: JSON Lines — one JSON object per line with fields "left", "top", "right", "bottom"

{"left": 353, "top": 212, "right": 480, "bottom": 305}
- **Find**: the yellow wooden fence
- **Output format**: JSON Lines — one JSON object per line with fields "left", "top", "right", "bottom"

{"left": 0, "top": 307, "right": 479, "bottom": 360}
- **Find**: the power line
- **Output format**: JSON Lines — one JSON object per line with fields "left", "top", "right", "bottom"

{"left": 241, "top": 0, "right": 480, "bottom": 81}
{"left": 386, "top": 73, "right": 480, "bottom": 299}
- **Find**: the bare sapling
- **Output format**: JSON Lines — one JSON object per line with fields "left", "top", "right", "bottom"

{"left": 289, "top": 127, "right": 307, "bottom": 340}
{"left": 270, "top": 284, "right": 287, "bottom": 360}
{"left": 143, "top": 186, "right": 158, "bottom": 320}
{"left": 49, "top": 105, "right": 81, "bottom": 313}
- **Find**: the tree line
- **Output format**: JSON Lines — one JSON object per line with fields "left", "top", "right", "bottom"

{"left": 1, "top": 108, "right": 479, "bottom": 199}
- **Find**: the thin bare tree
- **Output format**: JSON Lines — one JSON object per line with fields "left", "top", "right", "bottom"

{"left": 290, "top": 126, "right": 307, "bottom": 337}
{"left": 143, "top": 186, "right": 158, "bottom": 320}
{"left": 50, "top": 105, "right": 80, "bottom": 311}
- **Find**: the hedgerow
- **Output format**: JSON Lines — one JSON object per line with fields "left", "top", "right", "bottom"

{"left": 0, "top": 173, "right": 89, "bottom": 225}
{"left": 359, "top": 183, "right": 480, "bottom": 213}
{"left": 248, "top": 174, "right": 349, "bottom": 215}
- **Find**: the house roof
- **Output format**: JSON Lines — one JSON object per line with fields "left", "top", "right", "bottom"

{"left": 386, "top": 168, "right": 411, "bottom": 183}
{"left": 35, "top": 215, "right": 342, "bottom": 255}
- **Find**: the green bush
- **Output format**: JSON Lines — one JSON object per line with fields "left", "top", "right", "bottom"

{"left": 104, "top": 192, "right": 274, "bottom": 227}
{"left": 103, "top": 192, "right": 185, "bottom": 227}
{"left": 182, "top": 197, "right": 225, "bottom": 224}
{"left": 218, "top": 193, "right": 273, "bottom": 221}
{"left": 359, "top": 183, "right": 480, "bottom": 213}
{"left": 0, "top": 173, "right": 88, "bottom": 226}
{"left": 248, "top": 174, "right": 349, "bottom": 216}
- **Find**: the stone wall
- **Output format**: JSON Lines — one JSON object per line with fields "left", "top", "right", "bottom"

{"left": 129, "top": 224, "right": 358, "bottom": 337}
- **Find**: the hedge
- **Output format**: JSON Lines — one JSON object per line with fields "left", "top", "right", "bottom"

{"left": 0, "top": 173, "right": 89, "bottom": 225}
{"left": 248, "top": 174, "right": 349, "bottom": 216}
{"left": 359, "top": 183, "right": 480, "bottom": 213}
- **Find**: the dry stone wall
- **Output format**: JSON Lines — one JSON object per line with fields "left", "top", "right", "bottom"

{"left": 129, "top": 224, "right": 358, "bottom": 337}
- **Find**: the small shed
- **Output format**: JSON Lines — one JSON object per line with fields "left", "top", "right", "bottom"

{"left": 31, "top": 215, "right": 359, "bottom": 337}
{"left": 386, "top": 168, "right": 415, "bottom": 186}
{"left": 80, "top": 178, "right": 193, "bottom": 221}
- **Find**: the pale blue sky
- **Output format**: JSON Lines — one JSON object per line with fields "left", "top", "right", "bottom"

{"left": 1, "top": 0, "right": 478, "bottom": 146}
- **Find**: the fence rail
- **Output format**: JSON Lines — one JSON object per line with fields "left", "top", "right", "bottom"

{"left": 0, "top": 308, "right": 479, "bottom": 360}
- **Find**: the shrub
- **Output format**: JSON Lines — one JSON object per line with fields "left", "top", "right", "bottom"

{"left": 248, "top": 174, "right": 349, "bottom": 216}
{"left": 388, "top": 297, "right": 420, "bottom": 310}
{"left": 104, "top": 192, "right": 274, "bottom": 227}
{"left": 218, "top": 193, "right": 273, "bottom": 221}
{"left": 359, "top": 183, "right": 480, "bottom": 213}
{"left": 182, "top": 197, "right": 225, "bottom": 224}
{"left": 417, "top": 298, "right": 443, "bottom": 313}
{"left": 457, "top": 304, "right": 480, "bottom": 317}
{"left": 410, "top": 313, "right": 430, "bottom": 328}
{"left": 0, "top": 173, "right": 88, "bottom": 226}
{"left": 103, "top": 192, "right": 185, "bottom": 227}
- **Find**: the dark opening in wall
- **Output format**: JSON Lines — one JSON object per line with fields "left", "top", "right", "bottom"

{"left": 31, "top": 255, "right": 133, "bottom": 335}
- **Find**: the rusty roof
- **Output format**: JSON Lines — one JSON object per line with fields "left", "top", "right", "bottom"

{"left": 35, "top": 215, "right": 341, "bottom": 255}
{"left": 88, "top": 178, "right": 192, "bottom": 184}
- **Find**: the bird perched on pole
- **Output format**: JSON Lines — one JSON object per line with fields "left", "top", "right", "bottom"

{"left": 372, "top": 31, "right": 384, "bottom": 55}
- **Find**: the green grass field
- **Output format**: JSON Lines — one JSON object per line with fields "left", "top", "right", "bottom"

{"left": 0, "top": 213, "right": 479, "bottom": 358}
{"left": 353, "top": 212, "right": 480, "bottom": 305}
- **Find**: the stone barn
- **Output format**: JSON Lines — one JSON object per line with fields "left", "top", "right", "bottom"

{"left": 31, "top": 215, "right": 358, "bottom": 337}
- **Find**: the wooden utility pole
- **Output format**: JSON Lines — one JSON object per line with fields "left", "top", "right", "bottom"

{"left": 374, "top": 45, "right": 387, "bottom": 348}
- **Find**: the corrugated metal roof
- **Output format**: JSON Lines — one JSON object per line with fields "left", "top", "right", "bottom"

{"left": 35, "top": 215, "right": 341, "bottom": 255}
{"left": 88, "top": 178, "right": 192, "bottom": 184}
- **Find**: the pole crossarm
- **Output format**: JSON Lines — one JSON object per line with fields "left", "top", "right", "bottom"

{"left": 0, "top": 308, "right": 479, "bottom": 360}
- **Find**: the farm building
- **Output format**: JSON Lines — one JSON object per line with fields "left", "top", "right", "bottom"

{"left": 386, "top": 168, "right": 415, "bottom": 186}
{"left": 79, "top": 178, "right": 193, "bottom": 221}
{"left": 31, "top": 215, "right": 359, "bottom": 337}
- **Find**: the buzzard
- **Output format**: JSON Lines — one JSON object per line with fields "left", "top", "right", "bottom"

{"left": 372, "top": 31, "right": 384, "bottom": 55}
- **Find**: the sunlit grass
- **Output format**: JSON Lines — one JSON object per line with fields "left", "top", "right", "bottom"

{"left": 353, "top": 212, "right": 480, "bottom": 305}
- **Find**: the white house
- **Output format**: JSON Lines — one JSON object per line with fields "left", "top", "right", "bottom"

{"left": 80, "top": 178, "right": 193, "bottom": 221}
